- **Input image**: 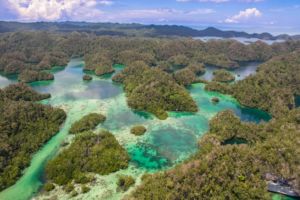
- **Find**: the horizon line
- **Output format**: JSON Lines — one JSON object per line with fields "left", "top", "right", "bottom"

{"left": 0, "top": 20, "right": 298, "bottom": 36}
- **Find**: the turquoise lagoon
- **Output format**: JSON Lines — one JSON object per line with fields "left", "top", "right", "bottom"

{"left": 0, "top": 59, "right": 272, "bottom": 200}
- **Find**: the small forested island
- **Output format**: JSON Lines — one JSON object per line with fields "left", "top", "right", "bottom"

{"left": 69, "top": 113, "right": 106, "bottom": 134}
{"left": 45, "top": 131, "right": 129, "bottom": 186}
{"left": 82, "top": 74, "right": 92, "bottom": 81}
{"left": 211, "top": 97, "right": 220, "bottom": 104}
{"left": 130, "top": 125, "right": 147, "bottom": 136}
{"left": 112, "top": 61, "right": 198, "bottom": 119}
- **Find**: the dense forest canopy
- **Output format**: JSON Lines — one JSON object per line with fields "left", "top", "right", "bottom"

{"left": 128, "top": 109, "right": 300, "bottom": 199}
{"left": 212, "top": 69, "right": 235, "bottom": 82}
{"left": 0, "top": 30, "right": 300, "bottom": 199}
{"left": 1, "top": 32, "right": 300, "bottom": 74}
{"left": 0, "top": 83, "right": 66, "bottom": 191}
{"left": 112, "top": 61, "right": 198, "bottom": 119}
{"left": 45, "top": 131, "right": 129, "bottom": 186}
{"left": 130, "top": 125, "right": 147, "bottom": 136}
{"left": 69, "top": 113, "right": 106, "bottom": 134}
{"left": 205, "top": 51, "right": 300, "bottom": 117}
{"left": 1, "top": 31, "right": 299, "bottom": 118}
{"left": 18, "top": 70, "right": 54, "bottom": 83}
{"left": 1, "top": 83, "right": 50, "bottom": 101}
{"left": 0, "top": 32, "right": 69, "bottom": 74}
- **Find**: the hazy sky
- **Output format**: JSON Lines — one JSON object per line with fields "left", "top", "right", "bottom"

{"left": 0, "top": 0, "right": 299, "bottom": 34}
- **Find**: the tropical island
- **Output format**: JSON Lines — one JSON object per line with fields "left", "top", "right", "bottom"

{"left": 45, "top": 131, "right": 129, "bottom": 187}
{"left": 69, "top": 113, "right": 106, "bottom": 134}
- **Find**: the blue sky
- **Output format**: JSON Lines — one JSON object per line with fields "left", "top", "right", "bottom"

{"left": 0, "top": 0, "right": 299, "bottom": 34}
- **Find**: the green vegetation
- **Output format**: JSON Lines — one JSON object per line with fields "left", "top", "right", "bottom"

{"left": 81, "top": 185, "right": 90, "bottom": 193}
{"left": 205, "top": 81, "right": 232, "bottom": 94}
{"left": 84, "top": 54, "right": 115, "bottom": 76}
{"left": 63, "top": 183, "right": 75, "bottom": 193}
{"left": 117, "top": 175, "right": 135, "bottom": 191}
{"left": 0, "top": 84, "right": 66, "bottom": 191}
{"left": 167, "top": 54, "right": 189, "bottom": 69}
{"left": 43, "top": 183, "right": 55, "bottom": 192}
{"left": 112, "top": 61, "right": 198, "bottom": 119}
{"left": 127, "top": 49, "right": 300, "bottom": 200}
{"left": 70, "top": 190, "right": 78, "bottom": 197}
{"left": 0, "top": 32, "right": 68, "bottom": 75}
{"left": 95, "top": 65, "right": 115, "bottom": 76}
{"left": 69, "top": 113, "right": 106, "bottom": 134}
{"left": 0, "top": 22, "right": 293, "bottom": 40}
{"left": 172, "top": 63, "right": 205, "bottom": 86}
{"left": 1, "top": 32, "right": 299, "bottom": 78}
{"left": 45, "top": 131, "right": 129, "bottom": 185}
{"left": 232, "top": 52, "right": 300, "bottom": 117}
{"left": 18, "top": 70, "right": 54, "bottom": 83}
{"left": 212, "top": 69, "right": 235, "bottom": 82}
{"left": 1, "top": 31, "right": 300, "bottom": 198}
{"left": 1, "top": 32, "right": 299, "bottom": 120}
{"left": 83, "top": 74, "right": 92, "bottom": 81}
{"left": 129, "top": 109, "right": 300, "bottom": 199}
{"left": 1, "top": 83, "right": 51, "bottom": 101}
{"left": 198, "top": 53, "right": 239, "bottom": 69}
{"left": 130, "top": 125, "right": 147, "bottom": 136}
{"left": 211, "top": 97, "right": 220, "bottom": 104}
{"left": 173, "top": 68, "right": 197, "bottom": 86}
{"left": 74, "top": 173, "right": 94, "bottom": 184}
{"left": 205, "top": 51, "right": 300, "bottom": 117}
{"left": 208, "top": 110, "right": 263, "bottom": 144}
{"left": 186, "top": 63, "right": 206, "bottom": 75}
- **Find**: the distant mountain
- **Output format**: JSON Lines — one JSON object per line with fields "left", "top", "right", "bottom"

{"left": 0, "top": 21, "right": 298, "bottom": 40}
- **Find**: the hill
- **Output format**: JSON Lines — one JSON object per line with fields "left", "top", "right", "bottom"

{"left": 0, "top": 21, "right": 298, "bottom": 40}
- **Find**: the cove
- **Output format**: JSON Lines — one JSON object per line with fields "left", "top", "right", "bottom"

{"left": 0, "top": 58, "right": 271, "bottom": 200}
{"left": 200, "top": 62, "right": 260, "bottom": 82}
{"left": 0, "top": 73, "right": 17, "bottom": 88}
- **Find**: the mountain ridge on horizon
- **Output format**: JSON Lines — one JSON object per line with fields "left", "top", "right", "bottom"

{"left": 0, "top": 21, "right": 299, "bottom": 40}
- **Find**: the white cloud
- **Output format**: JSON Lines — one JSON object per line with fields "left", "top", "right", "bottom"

{"left": 224, "top": 8, "right": 262, "bottom": 23}
{"left": 7, "top": 0, "right": 113, "bottom": 21}
{"left": 6, "top": 1, "right": 215, "bottom": 23}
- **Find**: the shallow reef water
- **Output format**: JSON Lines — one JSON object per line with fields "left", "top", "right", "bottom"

{"left": 0, "top": 59, "right": 272, "bottom": 200}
